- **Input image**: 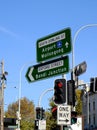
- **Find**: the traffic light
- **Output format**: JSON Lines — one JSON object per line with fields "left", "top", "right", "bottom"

{"left": 36, "top": 107, "right": 45, "bottom": 120}
{"left": 90, "top": 77, "right": 97, "bottom": 92}
{"left": 41, "top": 108, "right": 45, "bottom": 119}
{"left": 36, "top": 107, "right": 41, "bottom": 119}
{"left": 67, "top": 80, "right": 75, "bottom": 106}
{"left": 71, "top": 111, "right": 77, "bottom": 125}
{"left": 54, "top": 79, "right": 66, "bottom": 104}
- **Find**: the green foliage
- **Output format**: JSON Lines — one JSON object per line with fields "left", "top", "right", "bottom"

{"left": 21, "top": 119, "right": 34, "bottom": 130}
{"left": 75, "top": 89, "right": 83, "bottom": 115}
{"left": 5, "top": 101, "right": 18, "bottom": 118}
{"left": 5, "top": 97, "right": 35, "bottom": 130}
{"left": 46, "top": 110, "right": 57, "bottom": 130}
{"left": 49, "top": 98, "right": 55, "bottom": 108}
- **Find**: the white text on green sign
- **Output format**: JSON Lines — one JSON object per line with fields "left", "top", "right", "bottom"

{"left": 26, "top": 56, "right": 69, "bottom": 82}
{"left": 36, "top": 28, "right": 71, "bottom": 62}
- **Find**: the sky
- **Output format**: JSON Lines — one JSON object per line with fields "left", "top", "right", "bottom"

{"left": 0, "top": 0, "right": 97, "bottom": 111}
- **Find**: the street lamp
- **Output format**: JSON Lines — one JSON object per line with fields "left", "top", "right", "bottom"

{"left": 38, "top": 88, "right": 53, "bottom": 107}
{"left": 71, "top": 23, "right": 97, "bottom": 128}
{"left": 17, "top": 62, "right": 32, "bottom": 130}
{"left": 72, "top": 23, "right": 97, "bottom": 80}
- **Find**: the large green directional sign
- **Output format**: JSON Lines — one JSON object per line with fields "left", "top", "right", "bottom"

{"left": 26, "top": 56, "right": 69, "bottom": 82}
{"left": 36, "top": 28, "right": 71, "bottom": 62}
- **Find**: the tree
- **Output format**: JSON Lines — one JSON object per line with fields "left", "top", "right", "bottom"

{"left": 5, "top": 97, "right": 35, "bottom": 130}
{"left": 75, "top": 89, "right": 83, "bottom": 115}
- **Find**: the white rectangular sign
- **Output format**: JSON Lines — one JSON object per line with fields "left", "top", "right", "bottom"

{"left": 39, "top": 120, "right": 46, "bottom": 130}
{"left": 57, "top": 105, "right": 71, "bottom": 125}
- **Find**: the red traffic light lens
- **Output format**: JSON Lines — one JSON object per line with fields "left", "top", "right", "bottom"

{"left": 52, "top": 106, "right": 57, "bottom": 113}
{"left": 57, "top": 82, "right": 63, "bottom": 88}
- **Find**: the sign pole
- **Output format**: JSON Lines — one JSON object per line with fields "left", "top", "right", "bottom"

{"left": 62, "top": 74, "right": 68, "bottom": 105}
{"left": 60, "top": 125, "right": 63, "bottom": 130}
{"left": 61, "top": 74, "right": 71, "bottom": 130}
{"left": 61, "top": 74, "right": 66, "bottom": 130}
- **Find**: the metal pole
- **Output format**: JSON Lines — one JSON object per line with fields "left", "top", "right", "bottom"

{"left": 18, "top": 65, "right": 24, "bottom": 129}
{"left": 62, "top": 74, "right": 67, "bottom": 130}
{"left": 17, "top": 64, "right": 25, "bottom": 130}
{"left": 38, "top": 88, "right": 53, "bottom": 107}
{"left": 60, "top": 125, "right": 63, "bottom": 130}
{"left": 62, "top": 74, "right": 67, "bottom": 105}
{"left": 17, "top": 62, "right": 32, "bottom": 130}
{"left": 72, "top": 23, "right": 97, "bottom": 80}
{"left": 0, "top": 60, "right": 4, "bottom": 130}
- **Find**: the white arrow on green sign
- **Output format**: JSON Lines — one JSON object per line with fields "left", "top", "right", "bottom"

{"left": 26, "top": 56, "right": 69, "bottom": 82}
{"left": 36, "top": 28, "right": 71, "bottom": 62}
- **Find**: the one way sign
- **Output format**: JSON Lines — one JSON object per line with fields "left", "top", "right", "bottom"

{"left": 57, "top": 105, "right": 71, "bottom": 125}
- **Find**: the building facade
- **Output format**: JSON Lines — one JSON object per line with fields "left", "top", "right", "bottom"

{"left": 82, "top": 93, "right": 97, "bottom": 129}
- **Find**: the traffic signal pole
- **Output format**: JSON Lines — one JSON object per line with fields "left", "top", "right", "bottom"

{"left": 0, "top": 61, "right": 4, "bottom": 130}
{"left": 0, "top": 61, "right": 8, "bottom": 130}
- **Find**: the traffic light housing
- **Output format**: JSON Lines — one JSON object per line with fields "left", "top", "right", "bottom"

{"left": 90, "top": 77, "right": 97, "bottom": 92}
{"left": 54, "top": 79, "right": 66, "bottom": 104}
{"left": 67, "top": 80, "right": 75, "bottom": 106}
{"left": 71, "top": 111, "right": 77, "bottom": 124}
{"left": 36, "top": 107, "right": 41, "bottom": 119}
{"left": 41, "top": 108, "right": 45, "bottom": 119}
{"left": 36, "top": 107, "right": 45, "bottom": 120}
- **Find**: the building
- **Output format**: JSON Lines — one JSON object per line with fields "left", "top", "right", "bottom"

{"left": 82, "top": 93, "right": 97, "bottom": 129}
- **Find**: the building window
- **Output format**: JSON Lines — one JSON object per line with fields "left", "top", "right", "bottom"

{"left": 89, "top": 102, "right": 90, "bottom": 111}
{"left": 89, "top": 115, "right": 91, "bottom": 124}
{"left": 93, "top": 101, "right": 95, "bottom": 110}
{"left": 93, "top": 114, "right": 95, "bottom": 125}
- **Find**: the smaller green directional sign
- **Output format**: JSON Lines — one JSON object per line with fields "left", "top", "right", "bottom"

{"left": 36, "top": 28, "right": 71, "bottom": 62}
{"left": 26, "top": 56, "right": 69, "bottom": 82}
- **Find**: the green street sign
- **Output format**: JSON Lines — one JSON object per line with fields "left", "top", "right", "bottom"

{"left": 26, "top": 56, "right": 69, "bottom": 82}
{"left": 36, "top": 28, "right": 71, "bottom": 62}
